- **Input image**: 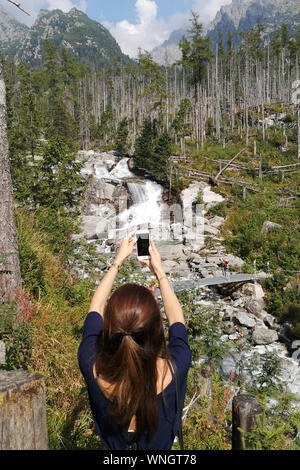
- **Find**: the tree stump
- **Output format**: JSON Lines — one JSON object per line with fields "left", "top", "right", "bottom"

{"left": 232, "top": 395, "right": 263, "bottom": 450}
{"left": 0, "top": 370, "right": 48, "bottom": 450}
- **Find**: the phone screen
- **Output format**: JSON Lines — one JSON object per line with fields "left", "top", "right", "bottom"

{"left": 137, "top": 233, "right": 150, "bottom": 257}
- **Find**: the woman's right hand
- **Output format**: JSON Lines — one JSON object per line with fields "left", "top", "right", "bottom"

{"left": 138, "top": 237, "right": 164, "bottom": 279}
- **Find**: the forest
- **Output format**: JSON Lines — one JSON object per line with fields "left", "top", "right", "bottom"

{"left": 1, "top": 11, "right": 300, "bottom": 450}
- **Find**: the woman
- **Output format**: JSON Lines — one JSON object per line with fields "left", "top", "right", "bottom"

{"left": 77, "top": 230, "right": 191, "bottom": 450}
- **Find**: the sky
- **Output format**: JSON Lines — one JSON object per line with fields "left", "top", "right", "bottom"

{"left": 0, "top": 0, "right": 232, "bottom": 57}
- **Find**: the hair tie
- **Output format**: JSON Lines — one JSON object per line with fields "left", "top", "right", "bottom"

{"left": 121, "top": 332, "right": 132, "bottom": 337}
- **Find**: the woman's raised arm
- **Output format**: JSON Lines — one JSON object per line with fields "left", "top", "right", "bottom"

{"left": 88, "top": 229, "right": 137, "bottom": 316}
{"left": 139, "top": 238, "right": 185, "bottom": 326}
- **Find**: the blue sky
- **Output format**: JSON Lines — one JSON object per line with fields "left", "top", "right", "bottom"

{"left": 1, "top": 0, "right": 232, "bottom": 57}
{"left": 86, "top": 0, "right": 194, "bottom": 24}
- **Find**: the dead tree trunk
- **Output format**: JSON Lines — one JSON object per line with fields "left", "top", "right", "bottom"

{"left": 0, "top": 59, "right": 22, "bottom": 303}
{"left": 232, "top": 395, "right": 263, "bottom": 450}
{"left": 0, "top": 370, "right": 48, "bottom": 450}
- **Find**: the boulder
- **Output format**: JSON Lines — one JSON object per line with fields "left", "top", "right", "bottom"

{"left": 204, "top": 224, "right": 220, "bottom": 236}
{"left": 206, "top": 255, "right": 223, "bottom": 265}
{"left": 157, "top": 243, "right": 186, "bottom": 261}
{"left": 202, "top": 186, "right": 225, "bottom": 205}
{"left": 244, "top": 297, "right": 265, "bottom": 315}
{"left": 231, "top": 283, "right": 265, "bottom": 300}
{"left": 208, "top": 215, "right": 225, "bottom": 228}
{"left": 81, "top": 216, "right": 101, "bottom": 240}
{"left": 225, "top": 254, "right": 245, "bottom": 269}
{"left": 162, "top": 260, "right": 179, "bottom": 274}
{"left": 233, "top": 311, "right": 256, "bottom": 329}
{"left": 187, "top": 253, "right": 204, "bottom": 265}
{"left": 252, "top": 326, "right": 278, "bottom": 345}
{"left": 261, "top": 220, "right": 281, "bottom": 233}
{"left": 220, "top": 354, "right": 241, "bottom": 377}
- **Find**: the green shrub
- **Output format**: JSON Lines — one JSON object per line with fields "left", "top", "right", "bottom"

{"left": 0, "top": 302, "right": 33, "bottom": 370}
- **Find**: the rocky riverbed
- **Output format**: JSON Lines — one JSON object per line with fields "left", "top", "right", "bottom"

{"left": 74, "top": 150, "right": 300, "bottom": 401}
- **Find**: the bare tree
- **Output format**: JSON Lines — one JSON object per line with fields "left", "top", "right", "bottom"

{"left": 0, "top": 0, "right": 29, "bottom": 302}
{"left": 0, "top": 54, "right": 22, "bottom": 301}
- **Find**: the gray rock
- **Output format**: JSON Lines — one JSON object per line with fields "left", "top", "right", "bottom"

{"left": 162, "top": 260, "right": 179, "bottom": 274}
{"left": 244, "top": 297, "right": 265, "bottom": 315}
{"left": 187, "top": 253, "right": 203, "bottom": 265}
{"left": 223, "top": 306, "right": 235, "bottom": 320}
{"left": 206, "top": 255, "right": 222, "bottom": 264}
{"left": 232, "top": 298, "right": 245, "bottom": 308}
{"left": 261, "top": 220, "right": 281, "bottom": 233}
{"left": 208, "top": 216, "right": 225, "bottom": 228}
{"left": 157, "top": 243, "right": 186, "bottom": 261}
{"left": 252, "top": 326, "right": 278, "bottom": 345}
{"left": 204, "top": 224, "right": 220, "bottom": 236}
{"left": 233, "top": 311, "right": 256, "bottom": 328}
{"left": 220, "top": 354, "right": 241, "bottom": 376}
{"left": 225, "top": 254, "right": 245, "bottom": 269}
{"left": 231, "top": 282, "right": 261, "bottom": 299}
{"left": 81, "top": 216, "right": 101, "bottom": 240}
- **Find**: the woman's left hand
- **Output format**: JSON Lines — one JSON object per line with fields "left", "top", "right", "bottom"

{"left": 115, "top": 228, "right": 137, "bottom": 264}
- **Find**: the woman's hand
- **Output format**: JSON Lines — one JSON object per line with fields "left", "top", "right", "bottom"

{"left": 115, "top": 228, "right": 137, "bottom": 265}
{"left": 139, "top": 237, "right": 165, "bottom": 279}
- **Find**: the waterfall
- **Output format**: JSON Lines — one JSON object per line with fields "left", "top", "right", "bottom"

{"left": 110, "top": 158, "right": 135, "bottom": 179}
{"left": 91, "top": 157, "right": 164, "bottom": 237}
{"left": 119, "top": 180, "right": 163, "bottom": 230}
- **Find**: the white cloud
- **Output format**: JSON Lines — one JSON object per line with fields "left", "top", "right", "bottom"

{"left": 104, "top": 0, "right": 171, "bottom": 58}
{"left": 0, "top": 0, "right": 87, "bottom": 26}
{"left": 191, "top": 0, "right": 232, "bottom": 28}
{"left": 105, "top": 0, "right": 233, "bottom": 59}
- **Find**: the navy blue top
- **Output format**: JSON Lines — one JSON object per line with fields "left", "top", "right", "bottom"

{"left": 77, "top": 311, "right": 191, "bottom": 450}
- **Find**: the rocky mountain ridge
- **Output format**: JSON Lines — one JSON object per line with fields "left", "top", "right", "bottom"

{"left": 0, "top": 6, "right": 131, "bottom": 69}
{"left": 152, "top": 0, "right": 300, "bottom": 63}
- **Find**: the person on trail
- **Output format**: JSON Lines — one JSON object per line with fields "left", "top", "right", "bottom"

{"left": 77, "top": 229, "right": 191, "bottom": 450}
{"left": 221, "top": 259, "right": 229, "bottom": 277}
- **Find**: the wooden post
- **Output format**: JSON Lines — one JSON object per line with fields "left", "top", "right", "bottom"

{"left": 232, "top": 395, "right": 263, "bottom": 450}
{"left": 0, "top": 341, "right": 5, "bottom": 364}
{"left": 298, "top": 108, "right": 300, "bottom": 159}
{"left": 243, "top": 186, "right": 247, "bottom": 201}
{"left": 259, "top": 153, "right": 263, "bottom": 181}
{"left": 0, "top": 370, "right": 48, "bottom": 450}
{"left": 253, "top": 140, "right": 256, "bottom": 156}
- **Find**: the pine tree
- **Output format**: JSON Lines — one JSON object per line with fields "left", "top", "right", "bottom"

{"left": 30, "top": 136, "right": 88, "bottom": 257}
{"left": 42, "top": 42, "right": 78, "bottom": 148}
{"left": 115, "top": 117, "right": 129, "bottom": 154}
{"left": 178, "top": 11, "right": 213, "bottom": 88}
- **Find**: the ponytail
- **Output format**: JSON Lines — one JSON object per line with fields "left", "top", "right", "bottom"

{"left": 94, "top": 283, "right": 167, "bottom": 439}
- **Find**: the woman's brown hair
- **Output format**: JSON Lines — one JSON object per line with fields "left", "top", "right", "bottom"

{"left": 94, "top": 283, "right": 169, "bottom": 440}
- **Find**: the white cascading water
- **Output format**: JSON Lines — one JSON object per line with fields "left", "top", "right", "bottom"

{"left": 106, "top": 158, "right": 163, "bottom": 236}
{"left": 121, "top": 180, "right": 163, "bottom": 229}
{"left": 109, "top": 158, "right": 135, "bottom": 179}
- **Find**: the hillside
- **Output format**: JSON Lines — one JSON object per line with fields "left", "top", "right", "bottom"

{"left": 0, "top": 6, "right": 131, "bottom": 70}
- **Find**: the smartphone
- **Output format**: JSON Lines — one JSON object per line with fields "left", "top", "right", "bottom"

{"left": 136, "top": 230, "right": 150, "bottom": 260}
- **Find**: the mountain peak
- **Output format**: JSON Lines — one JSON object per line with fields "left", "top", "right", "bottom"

{"left": 1, "top": 7, "right": 131, "bottom": 70}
